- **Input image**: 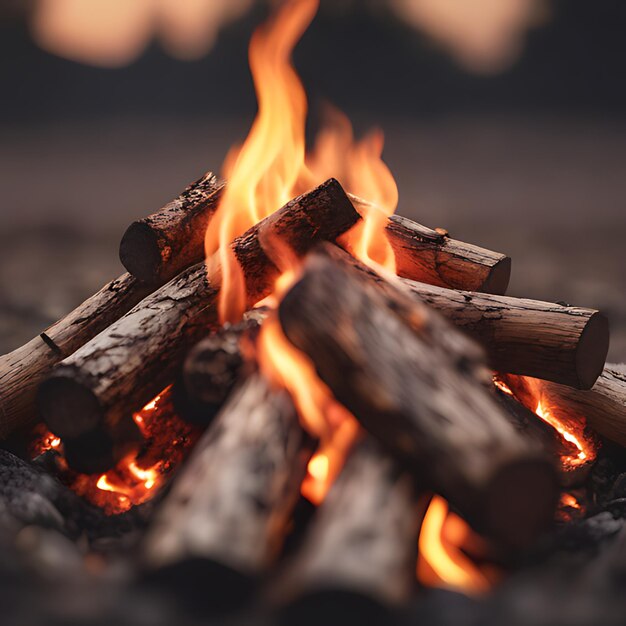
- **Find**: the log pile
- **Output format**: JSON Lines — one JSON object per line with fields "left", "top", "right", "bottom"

{"left": 0, "top": 169, "right": 621, "bottom": 619}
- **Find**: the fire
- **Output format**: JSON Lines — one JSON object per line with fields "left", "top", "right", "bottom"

{"left": 205, "top": 0, "right": 398, "bottom": 324}
{"left": 35, "top": 388, "right": 197, "bottom": 515}
{"left": 494, "top": 375, "right": 597, "bottom": 470}
{"left": 256, "top": 311, "right": 360, "bottom": 505}
{"left": 201, "top": 0, "right": 399, "bottom": 503}
{"left": 417, "top": 495, "right": 496, "bottom": 594}
{"left": 559, "top": 493, "right": 581, "bottom": 510}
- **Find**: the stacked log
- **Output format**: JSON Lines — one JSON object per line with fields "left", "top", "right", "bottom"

{"left": 277, "top": 248, "right": 559, "bottom": 546}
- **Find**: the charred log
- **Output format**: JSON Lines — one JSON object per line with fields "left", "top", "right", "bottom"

{"left": 174, "top": 308, "right": 267, "bottom": 425}
{"left": 278, "top": 250, "right": 558, "bottom": 546}
{"left": 119, "top": 171, "right": 225, "bottom": 284}
{"left": 0, "top": 274, "right": 154, "bottom": 439}
{"left": 322, "top": 243, "right": 607, "bottom": 389}
{"left": 275, "top": 438, "right": 421, "bottom": 626}
{"left": 37, "top": 179, "right": 358, "bottom": 470}
{"left": 121, "top": 184, "right": 511, "bottom": 295}
{"left": 348, "top": 195, "right": 511, "bottom": 294}
{"left": 142, "top": 372, "right": 314, "bottom": 611}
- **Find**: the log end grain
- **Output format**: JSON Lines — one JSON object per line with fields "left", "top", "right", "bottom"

{"left": 37, "top": 371, "right": 102, "bottom": 439}
{"left": 575, "top": 311, "right": 610, "bottom": 390}
{"left": 62, "top": 426, "right": 142, "bottom": 475}
{"left": 480, "top": 255, "right": 512, "bottom": 295}
{"left": 119, "top": 222, "right": 164, "bottom": 285}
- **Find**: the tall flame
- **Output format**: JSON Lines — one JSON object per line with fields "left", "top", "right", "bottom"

{"left": 205, "top": 0, "right": 398, "bottom": 324}
{"left": 201, "top": 0, "right": 399, "bottom": 503}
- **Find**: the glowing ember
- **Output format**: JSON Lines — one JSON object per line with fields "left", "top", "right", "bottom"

{"left": 494, "top": 375, "right": 597, "bottom": 470}
{"left": 35, "top": 388, "right": 197, "bottom": 515}
{"left": 560, "top": 493, "right": 581, "bottom": 510}
{"left": 417, "top": 495, "right": 495, "bottom": 594}
{"left": 31, "top": 427, "right": 62, "bottom": 457}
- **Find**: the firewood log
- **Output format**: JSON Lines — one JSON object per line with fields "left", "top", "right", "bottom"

{"left": 120, "top": 181, "right": 510, "bottom": 295}
{"left": 37, "top": 179, "right": 358, "bottom": 471}
{"left": 500, "top": 366, "right": 626, "bottom": 448}
{"left": 403, "top": 281, "right": 608, "bottom": 390}
{"left": 119, "top": 171, "right": 225, "bottom": 284}
{"left": 142, "top": 372, "right": 314, "bottom": 611}
{"left": 348, "top": 194, "right": 511, "bottom": 294}
{"left": 319, "top": 244, "right": 608, "bottom": 389}
{"left": 278, "top": 250, "right": 558, "bottom": 546}
{"left": 274, "top": 438, "right": 421, "bottom": 625}
{"left": 0, "top": 274, "right": 154, "bottom": 439}
{"left": 173, "top": 308, "right": 267, "bottom": 425}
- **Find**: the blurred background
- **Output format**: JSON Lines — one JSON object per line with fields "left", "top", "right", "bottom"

{"left": 1, "top": 0, "right": 624, "bottom": 360}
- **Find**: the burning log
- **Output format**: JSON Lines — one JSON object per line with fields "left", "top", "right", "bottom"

{"left": 275, "top": 438, "right": 421, "bottom": 624}
{"left": 119, "top": 182, "right": 510, "bottom": 295}
{"left": 174, "top": 308, "right": 267, "bottom": 425}
{"left": 500, "top": 366, "right": 626, "bottom": 448}
{"left": 119, "top": 171, "right": 225, "bottom": 284}
{"left": 322, "top": 243, "right": 607, "bottom": 389}
{"left": 142, "top": 372, "right": 314, "bottom": 610}
{"left": 0, "top": 273, "right": 154, "bottom": 439}
{"left": 349, "top": 195, "right": 511, "bottom": 294}
{"left": 37, "top": 179, "right": 358, "bottom": 470}
{"left": 278, "top": 250, "right": 558, "bottom": 546}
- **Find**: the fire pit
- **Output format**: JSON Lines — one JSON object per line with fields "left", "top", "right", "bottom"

{"left": 0, "top": 1, "right": 625, "bottom": 625}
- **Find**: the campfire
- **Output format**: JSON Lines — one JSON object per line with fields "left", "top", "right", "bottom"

{"left": 1, "top": 0, "right": 625, "bottom": 624}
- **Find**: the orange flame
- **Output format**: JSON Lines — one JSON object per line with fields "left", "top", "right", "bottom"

{"left": 494, "top": 375, "right": 597, "bottom": 470}
{"left": 417, "top": 495, "right": 496, "bottom": 594}
{"left": 257, "top": 309, "right": 359, "bottom": 505}
{"left": 205, "top": 0, "right": 398, "bottom": 324}
{"left": 202, "top": 0, "right": 399, "bottom": 504}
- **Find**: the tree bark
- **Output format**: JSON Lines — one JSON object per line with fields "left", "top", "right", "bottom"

{"left": 142, "top": 372, "right": 314, "bottom": 611}
{"left": 275, "top": 438, "right": 421, "bottom": 624}
{"left": 348, "top": 194, "right": 511, "bottom": 294}
{"left": 121, "top": 184, "right": 511, "bottom": 294}
{"left": 500, "top": 366, "right": 626, "bottom": 448}
{"left": 119, "top": 171, "right": 225, "bottom": 284}
{"left": 278, "top": 250, "right": 558, "bottom": 546}
{"left": 402, "top": 280, "right": 608, "bottom": 390}
{"left": 0, "top": 273, "right": 154, "bottom": 439}
{"left": 37, "top": 179, "right": 358, "bottom": 469}
{"left": 174, "top": 308, "right": 267, "bottom": 425}
{"left": 321, "top": 243, "right": 607, "bottom": 389}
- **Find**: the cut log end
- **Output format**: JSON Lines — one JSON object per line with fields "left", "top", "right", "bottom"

{"left": 575, "top": 311, "right": 610, "bottom": 390}
{"left": 37, "top": 373, "right": 103, "bottom": 439}
{"left": 119, "top": 222, "right": 164, "bottom": 285}
{"left": 481, "top": 255, "right": 512, "bottom": 295}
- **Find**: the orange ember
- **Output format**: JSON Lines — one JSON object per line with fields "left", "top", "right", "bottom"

{"left": 36, "top": 389, "right": 197, "bottom": 515}
{"left": 417, "top": 495, "right": 497, "bottom": 594}
{"left": 494, "top": 375, "right": 597, "bottom": 470}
